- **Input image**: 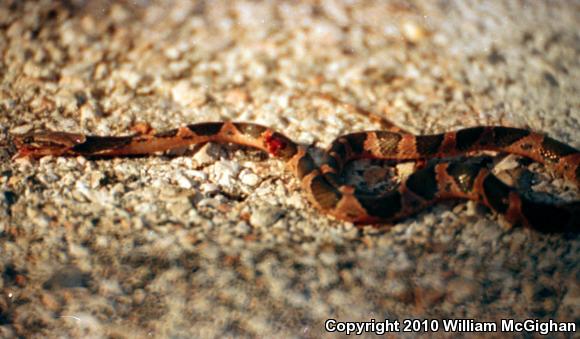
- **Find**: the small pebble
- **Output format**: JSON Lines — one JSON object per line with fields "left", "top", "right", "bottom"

{"left": 249, "top": 206, "right": 283, "bottom": 228}
{"left": 200, "top": 183, "right": 219, "bottom": 194}
{"left": 175, "top": 174, "right": 193, "bottom": 189}
{"left": 240, "top": 169, "right": 259, "bottom": 187}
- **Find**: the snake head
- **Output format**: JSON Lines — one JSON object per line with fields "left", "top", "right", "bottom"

{"left": 10, "top": 131, "right": 86, "bottom": 159}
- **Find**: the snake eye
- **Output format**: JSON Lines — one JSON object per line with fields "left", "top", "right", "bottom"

{"left": 23, "top": 136, "right": 34, "bottom": 144}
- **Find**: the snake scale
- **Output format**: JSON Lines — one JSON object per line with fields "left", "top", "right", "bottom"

{"left": 10, "top": 121, "right": 580, "bottom": 232}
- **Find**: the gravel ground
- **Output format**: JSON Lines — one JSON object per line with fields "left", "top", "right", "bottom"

{"left": 0, "top": 1, "right": 579, "bottom": 338}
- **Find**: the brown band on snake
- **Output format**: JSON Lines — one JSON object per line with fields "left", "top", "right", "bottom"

{"left": 9, "top": 122, "right": 580, "bottom": 233}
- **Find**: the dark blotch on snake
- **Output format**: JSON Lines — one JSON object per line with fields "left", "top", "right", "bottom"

{"left": 187, "top": 123, "right": 224, "bottom": 136}
{"left": 296, "top": 154, "right": 317, "bottom": 179}
{"left": 520, "top": 199, "right": 573, "bottom": 233}
{"left": 415, "top": 134, "right": 444, "bottom": 156}
{"left": 72, "top": 136, "right": 133, "bottom": 154}
{"left": 456, "top": 127, "right": 485, "bottom": 151}
{"left": 324, "top": 154, "right": 340, "bottom": 172}
{"left": 329, "top": 140, "right": 348, "bottom": 162}
{"left": 358, "top": 191, "right": 403, "bottom": 219}
{"left": 406, "top": 165, "right": 438, "bottom": 200}
{"left": 344, "top": 133, "right": 367, "bottom": 155}
{"left": 492, "top": 127, "right": 530, "bottom": 147}
{"left": 482, "top": 175, "right": 510, "bottom": 214}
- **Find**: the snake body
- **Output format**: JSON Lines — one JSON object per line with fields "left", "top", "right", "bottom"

{"left": 11, "top": 122, "right": 580, "bottom": 232}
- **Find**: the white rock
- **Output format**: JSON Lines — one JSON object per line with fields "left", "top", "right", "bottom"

{"left": 193, "top": 144, "right": 217, "bottom": 165}
{"left": 175, "top": 174, "right": 193, "bottom": 189}
{"left": 240, "top": 170, "right": 259, "bottom": 187}
{"left": 215, "top": 161, "right": 241, "bottom": 189}
{"left": 186, "top": 170, "right": 208, "bottom": 181}
{"left": 200, "top": 183, "right": 219, "bottom": 194}
{"left": 215, "top": 161, "right": 241, "bottom": 177}
{"left": 494, "top": 154, "right": 520, "bottom": 172}
{"left": 250, "top": 206, "right": 283, "bottom": 228}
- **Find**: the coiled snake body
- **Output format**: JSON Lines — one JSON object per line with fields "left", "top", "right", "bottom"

{"left": 11, "top": 122, "right": 580, "bottom": 232}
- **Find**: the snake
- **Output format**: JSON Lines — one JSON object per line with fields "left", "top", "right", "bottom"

{"left": 10, "top": 121, "right": 580, "bottom": 233}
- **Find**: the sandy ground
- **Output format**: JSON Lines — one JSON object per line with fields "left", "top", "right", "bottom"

{"left": 0, "top": 1, "right": 579, "bottom": 337}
